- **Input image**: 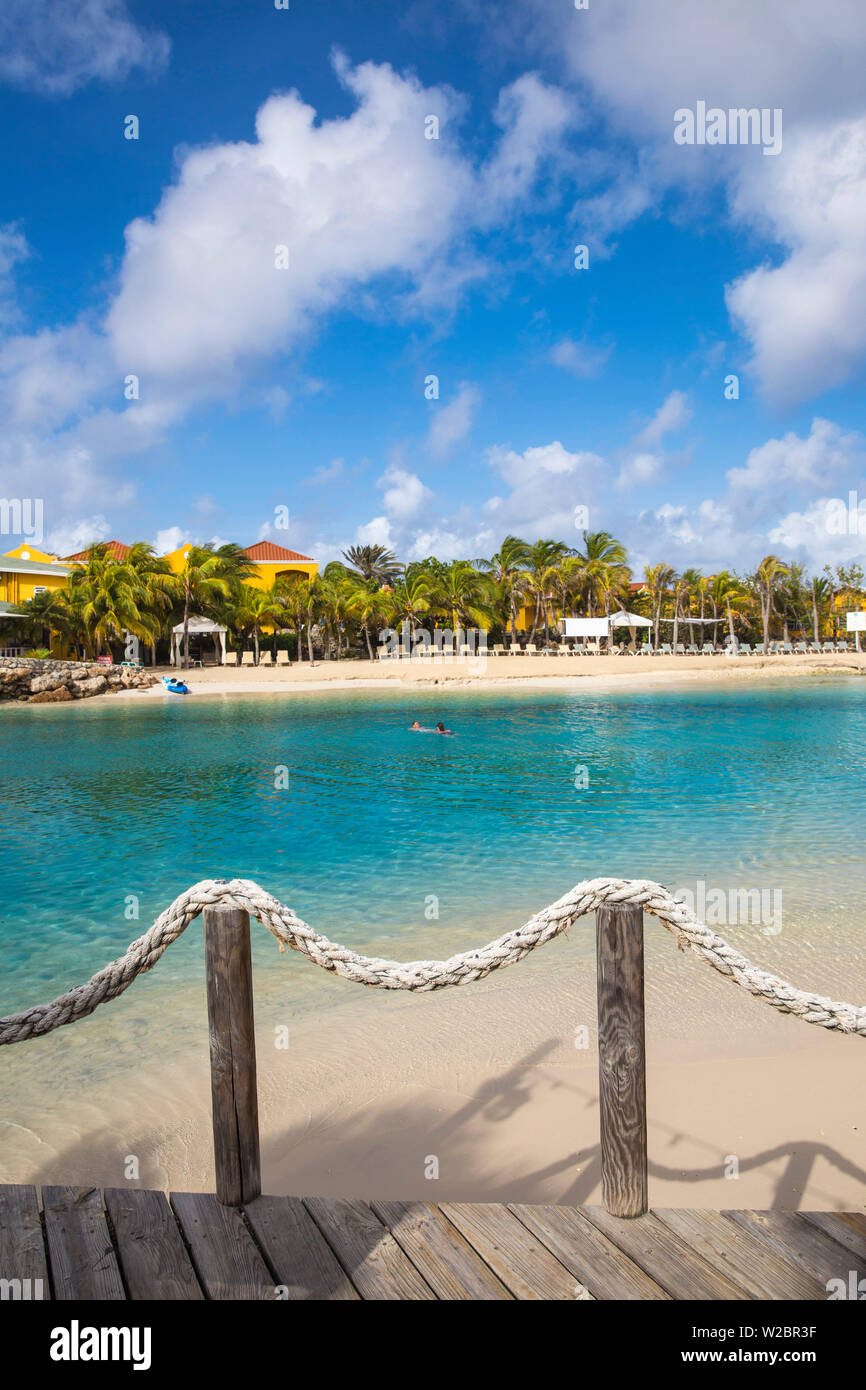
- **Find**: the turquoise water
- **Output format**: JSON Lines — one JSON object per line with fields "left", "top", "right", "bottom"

{"left": 1, "top": 676, "right": 866, "bottom": 1016}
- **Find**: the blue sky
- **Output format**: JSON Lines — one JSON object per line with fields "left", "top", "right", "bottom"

{"left": 1, "top": 0, "right": 865, "bottom": 573}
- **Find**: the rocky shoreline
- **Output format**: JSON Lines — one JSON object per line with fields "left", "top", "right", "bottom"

{"left": 0, "top": 657, "right": 158, "bottom": 703}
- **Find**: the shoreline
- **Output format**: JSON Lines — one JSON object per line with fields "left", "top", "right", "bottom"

{"left": 111, "top": 651, "right": 866, "bottom": 699}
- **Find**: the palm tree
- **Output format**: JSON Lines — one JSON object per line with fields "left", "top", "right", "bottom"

{"left": 574, "top": 532, "right": 629, "bottom": 622}
{"left": 346, "top": 578, "right": 388, "bottom": 659}
{"left": 644, "top": 562, "right": 676, "bottom": 651}
{"left": 385, "top": 572, "right": 433, "bottom": 638}
{"left": 709, "top": 571, "right": 747, "bottom": 650}
{"left": 753, "top": 555, "right": 789, "bottom": 653}
{"left": 166, "top": 545, "right": 250, "bottom": 669}
{"left": 431, "top": 560, "right": 492, "bottom": 633}
{"left": 809, "top": 575, "right": 833, "bottom": 643}
{"left": 341, "top": 544, "right": 402, "bottom": 587}
{"left": 525, "top": 540, "right": 572, "bottom": 642}
{"left": 475, "top": 536, "right": 530, "bottom": 645}
{"left": 67, "top": 544, "right": 150, "bottom": 658}
{"left": 126, "top": 543, "right": 175, "bottom": 665}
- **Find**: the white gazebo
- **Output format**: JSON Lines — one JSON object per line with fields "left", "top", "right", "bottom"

{"left": 171, "top": 615, "right": 227, "bottom": 666}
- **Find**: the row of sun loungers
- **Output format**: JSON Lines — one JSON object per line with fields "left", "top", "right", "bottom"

{"left": 235, "top": 640, "right": 854, "bottom": 663}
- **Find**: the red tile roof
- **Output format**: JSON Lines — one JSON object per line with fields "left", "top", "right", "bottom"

{"left": 243, "top": 541, "right": 315, "bottom": 564}
{"left": 64, "top": 540, "right": 131, "bottom": 562}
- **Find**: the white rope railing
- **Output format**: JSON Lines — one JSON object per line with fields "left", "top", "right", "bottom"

{"left": 1, "top": 877, "right": 864, "bottom": 1044}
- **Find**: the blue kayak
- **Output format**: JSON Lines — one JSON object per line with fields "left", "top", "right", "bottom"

{"left": 162, "top": 676, "right": 189, "bottom": 695}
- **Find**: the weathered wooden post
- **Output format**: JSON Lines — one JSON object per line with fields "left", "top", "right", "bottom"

{"left": 596, "top": 902, "right": 648, "bottom": 1217}
{"left": 203, "top": 900, "right": 261, "bottom": 1206}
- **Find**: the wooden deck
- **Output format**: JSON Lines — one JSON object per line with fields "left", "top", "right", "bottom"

{"left": 1, "top": 1185, "right": 864, "bottom": 1300}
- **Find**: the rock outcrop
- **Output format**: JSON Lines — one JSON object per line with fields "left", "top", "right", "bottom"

{"left": 0, "top": 657, "right": 157, "bottom": 703}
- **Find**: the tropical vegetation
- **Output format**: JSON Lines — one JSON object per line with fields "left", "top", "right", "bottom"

{"left": 6, "top": 537, "right": 864, "bottom": 664}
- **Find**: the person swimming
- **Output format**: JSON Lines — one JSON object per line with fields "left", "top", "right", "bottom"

{"left": 409, "top": 720, "right": 422, "bottom": 731}
{"left": 436, "top": 721, "right": 452, "bottom": 734}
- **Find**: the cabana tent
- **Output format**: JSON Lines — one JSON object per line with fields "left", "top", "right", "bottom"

{"left": 171, "top": 615, "right": 227, "bottom": 666}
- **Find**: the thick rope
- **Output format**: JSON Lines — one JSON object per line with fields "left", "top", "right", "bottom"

{"left": 1, "top": 877, "right": 864, "bottom": 1044}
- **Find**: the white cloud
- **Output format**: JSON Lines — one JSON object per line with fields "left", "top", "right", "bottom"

{"left": 0, "top": 0, "right": 170, "bottom": 96}
{"left": 636, "top": 390, "right": 691, "bottom": 447}
{"left": 308, "top": 458, "right": 345, "bottom": 485}
{"left": 726, "top": 120, "right": 866, "bottom": 404}
{"left": 726, "top": 417, "right": 862, "bottom": 509}
{"left": 617, "top": 452, "right": 663, "bottom": 491}
{"left": 484, "top": 440, "right": 608, "bottom": 538}
{"left": 378, "top": 464, "right": 433, "bottom": 522}
{"left": 1, "top": 54, "right": 573, "bottom": 547}
{"left": 355, "top": 515, "right": 395, "bottom": 550}
{"left": 45, "top": 514, "right": 111, "bottom": 557}
{"left": 518, "top": 0, "right": 866, "bottom": 404}
{"left": 549, "top": 336, "right": 613, "bottom": 378}
{"left": 426, "top": 381, "right": 481, "bottom": 455}
{"left": 476, "top": 73, "right": 577, "bottom": 220}
{"left": 154, "top": 526, "right": 190, "bottom": 555}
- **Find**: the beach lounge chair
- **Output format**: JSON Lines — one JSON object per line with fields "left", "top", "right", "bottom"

{"left": 768, "top": 641, "right": 780, "bottom": 654}
{"left": 701, "top": 642, "right": 715, "bottom": 655}
{"left": 674, "top": 642, "right": 686, "bottom": 655}
{"left": 658, "top": 643, "right": 673, "bottom": 655}
{"left": 808, "top": 641, "right": 822, "bottom": 654}
{"left": 523, "top": 644, "right": 538, "bottom": 656}
{"left": 558, "top": 643, "right": 573, "bottom": 656}
{"left": 822, "top": 641, "right": 836, "bottom": 652}
{"left": 739, "top": 642, "right": 752, "bottom": 655}
{"left": 685, "top": 643, "right": 698, "bottom": 654}
{"left": 781, "top": 642, "right": 793, "bottom": 654}
{"left": 491, "top": 644, "right": 506, "bottom": 657}
{"left": 835, "top": 640, "right": 850, "bottom": 652}
{"left": 277, "top": 651, "right": 290, "bottom": 665}
{"left": 794, "top": 642, "right": 808, "bottom": 654}
{"left": 241, "top": 650, "right": 256, "bottom": 665}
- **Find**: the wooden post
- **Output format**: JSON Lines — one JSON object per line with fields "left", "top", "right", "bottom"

{"left": 596, "top": 902, "right": 648, "bottom": 1217}
{"left": 203, "top": 901, "right": 261, "bottom": 1206}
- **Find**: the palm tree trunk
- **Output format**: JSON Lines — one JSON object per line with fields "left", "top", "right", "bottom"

{"left": 253, "top": 627, "right": 260, "bottom": 665}
{"left": 182, "top": 587, "right": 191, "bottom": 669}
{"left": 363, "top": 619, "right": 373, "bottom": 660}
{"left": 307, "top": 621, "right": 314, "bottom": 664}
{"left": 812, "top": 596, "right": 820, "bottom": 643}
{"left": 726, "top": 596, "right": 737, "bottom": 651}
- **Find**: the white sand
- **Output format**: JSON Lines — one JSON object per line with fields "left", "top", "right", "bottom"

{"left": 117, "top": 649, "right": 866, "bottom": 698}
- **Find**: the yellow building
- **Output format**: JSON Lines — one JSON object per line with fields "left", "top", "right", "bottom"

{"left": 161, "top": 539, "right": 317, "bottom": 588}
{"left": 0, "top": 548, "right": 72, "bottom": 655}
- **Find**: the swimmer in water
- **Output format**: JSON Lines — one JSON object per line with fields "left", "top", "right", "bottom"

{"left": 436, "top": 721, "right": 452, "bottom": 734}
{"left": 409, "top": 719, "right": 423, "bottom": 730}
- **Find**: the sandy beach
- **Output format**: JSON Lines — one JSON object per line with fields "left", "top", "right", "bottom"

{"left": 129, "top": 649, "right": 866, "bottom": 697}
{"left": 4, "top": 919, "right": 864, "bottom": 1212}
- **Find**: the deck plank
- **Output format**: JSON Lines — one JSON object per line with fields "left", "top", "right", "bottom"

{"left": 372, "top": 1200, "right": 513, "bottom": 1300}
{"left": 581, "top": 1206, "right": 750, "bottom": 1300}
{"left": 104, "top": 1188, "right": 203, "bottom": 1301}
{"left": 304, "top": 1197, "right": 436, "bottom": 1300}
{"left": 0, "top": 1185, "right": 50, "bottom": 1299}
{"left": 799, "top": 1211, "right": 866, "bottom": 1262}
{"left": 440, "top": 1202, "right": 590, "bottom": 1300}
{"left": 245, "top": 1195, "right": 359, "bottom": 1300}
{"left": 510, "top": 1203, "right": 669, "bottom": 1300}
{"left": 42, "top": 1186, "right": 126, "bottom": 1301}
{"left": 170, "top": 1192, "right": 275, "bottom": 1300}
{"left": 654, "top": 1208, "right": 825, "bottom": 1300}
{"left": 724, "top": 1210, "right": 866, "bottom": 1290}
